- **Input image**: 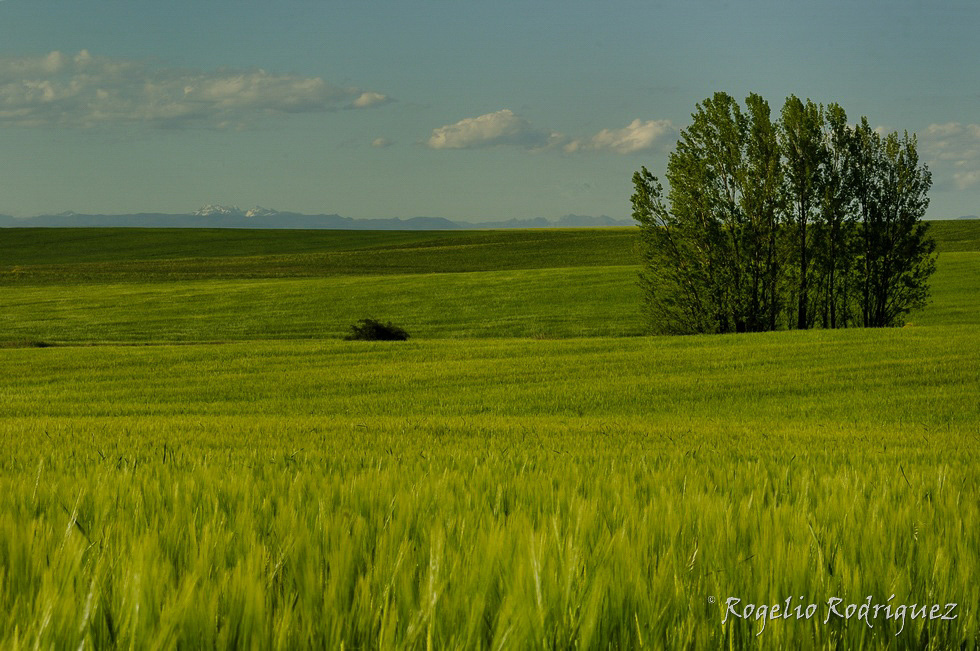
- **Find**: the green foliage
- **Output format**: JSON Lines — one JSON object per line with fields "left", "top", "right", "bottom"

{"left": 633, "top": 92, "right": 938, "bottom": 334}
{"left": 780, "top": 95, "right": 826, "bottom": 329}
{"left": 344, "top": 318, "right": 410, "bottom": 341}
{"left": 631, "top": 166, "right": 708, "bottom": 334}
{"left": 634, "top": 92, "right": 789, "bottom": 334}
{"left": 852, "top": 121, "right": 936, "bottom": 327}
{"left": 812, "top": 102, "right": 859, "bottom": 328}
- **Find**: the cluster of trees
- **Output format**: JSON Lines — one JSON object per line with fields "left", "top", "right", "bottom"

{"left": 632, "top": 92, "right": 936, "bottom": 334}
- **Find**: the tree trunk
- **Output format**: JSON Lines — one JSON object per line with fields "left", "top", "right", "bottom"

{"left": 797, "top": 213, "right": 808, "bottom": 329}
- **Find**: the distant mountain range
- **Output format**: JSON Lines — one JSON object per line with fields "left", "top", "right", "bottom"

{"left": 0, "top": 205, "right": 633, "bottom": 230}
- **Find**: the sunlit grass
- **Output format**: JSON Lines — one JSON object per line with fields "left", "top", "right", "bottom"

{"left": 2, "top": 328, "right": 978, "bottom": 649}
{"left": 0, "top": 251, "right": 976, "bottom": 344}
{"left": 0, "top": 222, "right": 977, "bottom": 648}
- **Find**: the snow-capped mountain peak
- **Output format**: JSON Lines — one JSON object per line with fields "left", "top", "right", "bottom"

{"left": 245, "top": 206, "right": 279, "bottom": 218}
{"left": 193, "top": 204, "right": 244, "bottom": 217}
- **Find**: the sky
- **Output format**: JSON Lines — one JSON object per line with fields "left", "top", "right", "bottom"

{"left": 0, "top": 0, "right": 977, "bottom": 221}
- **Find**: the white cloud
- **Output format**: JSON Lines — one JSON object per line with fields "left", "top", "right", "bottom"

{"left": 922, "top": 122, "right": 980, "bottom": 163}
{"left": 426, "top": 109, "right": 555, "bottom": 150}
{"left": 0, "top": 50, "right": 390, "bottom": 128}
{"left": 921, "top": 122, "right": 980, "bottom": 190}
{"left": 924, "top": 122, "right": 963, "bottom": 139}
{"left": 426, "top": 111, "right": 675, "bottom": 155}
{"left": 564, "top": 119, "right": 675, "bottom": 154}
{"left": 953, "top": 170, "right": 980, "bottom": 190}
{"left": 352, "top": 92, "right": 390, "bottom": 109}
{"left": 371, "top": 137, "right": 392, "bottom": 148}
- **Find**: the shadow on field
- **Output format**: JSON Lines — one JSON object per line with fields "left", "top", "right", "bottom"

{"left": 0, "top": 340, "right": 54, "bottom": 348}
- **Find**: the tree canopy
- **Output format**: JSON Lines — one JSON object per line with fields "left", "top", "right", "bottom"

{"left": 632, "top": 92, "right": 935, "bottom": 334}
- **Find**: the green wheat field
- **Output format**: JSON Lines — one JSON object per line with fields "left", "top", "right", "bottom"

{"left": 1, "top": 221, "right": 978, "bottom": 649}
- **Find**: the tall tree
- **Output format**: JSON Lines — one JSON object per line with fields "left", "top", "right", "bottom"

{"left": 852, "top": 122, "right": 936, "bottom": 327}
{"left": 671, "top": 91, "right": 747, "bottom": 333}
{"left": 632, "top": 92, "right": 935, "bottom": 335}
{"left": 740, "top": 93, "right": 785, "bottom": 332}
{"left": 851, "top": 118, "right": 881, "bottom": 327}
{"left": 779, "top": 96, "right": 825, "bottom": 330}
{"left": 632, "top": 92, "right": 783, "bottom": 334}
{"left": 631, "top": 167, "right": 710, "bottom": 334}
{"left": 813, "top": 103, "right": 858, "bottom": 328}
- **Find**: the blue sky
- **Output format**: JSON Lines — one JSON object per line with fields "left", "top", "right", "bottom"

{"left": 0, "top": 0, "right": 977, "bottom": 220}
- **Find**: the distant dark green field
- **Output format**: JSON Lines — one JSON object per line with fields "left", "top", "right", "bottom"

{"left": 1, "top": 221, "right": 976, "bottom": 343}
{"left": 0, "top": 227, "right": 640, "bottom": 283}
{"left": 1, "top": 221, "right": 978, "bottom": 649}
{"left": 1, "top": 220, "right": 973, "bottom": 282}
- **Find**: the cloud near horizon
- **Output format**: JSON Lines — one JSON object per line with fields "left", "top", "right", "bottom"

{"left": 352, "top": 92, "right": 392, "bottom": 109}
{"left": 427, "top": 110, "right": 674, "bottom": 154}
{"left": 0, "top": 50, "right": 390, "bottom": 129}
{"left": 425, "top": 109, "right": 557, "bottom": 150}
{"left": 922, "top": 122, "right": 980, "bottom": 189}
{"left": 564, "top": 119, "right": 675, "bottom": 154}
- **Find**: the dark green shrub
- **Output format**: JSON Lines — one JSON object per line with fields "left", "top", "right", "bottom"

{"left": 344, "top": 319, "right": 410, "bottom": 341}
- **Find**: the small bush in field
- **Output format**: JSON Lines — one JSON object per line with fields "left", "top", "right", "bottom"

{"left": 344, "top": 318, "right": 410, "bottom": 341}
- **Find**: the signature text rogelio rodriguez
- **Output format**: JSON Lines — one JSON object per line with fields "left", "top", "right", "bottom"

{"left": 719, "top": 595, "right": 958, "bottom": 636}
